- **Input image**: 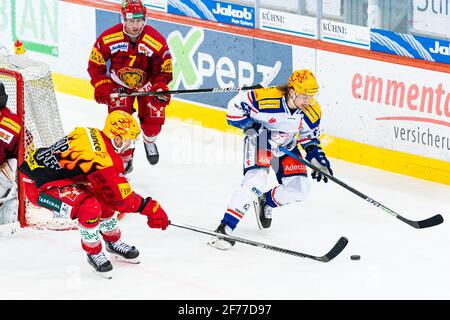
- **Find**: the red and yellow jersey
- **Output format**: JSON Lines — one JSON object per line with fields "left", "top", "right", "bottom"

{"left": 19, "top": 127, "right": 143, "bottom": 213}
{"left": 88, "top": 23, "right": 172, "bottom": 91}
{"left": 0, "top": 107, "right": 21, "bottom": 164}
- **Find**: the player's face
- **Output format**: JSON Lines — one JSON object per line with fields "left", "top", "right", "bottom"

{"left": 124, "top": 18, "right": 145, "bottom": 36}
{"left": 112, "top": 135, "right": 138, "bottom": 154}
{"left": 289, "top": 89, "right": 312, "bottom": 109}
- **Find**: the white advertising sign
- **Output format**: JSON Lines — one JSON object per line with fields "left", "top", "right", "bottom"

{"left": 0, "top": 1, "right": 96, "bottom": 79}
{"left": 413, "top": 0, "right": 450, "bottom": 39}
{"left": 259, "top": 8, "right": 317, "bottom": 39}
{"left": 321, "top": 19, "right": 370, "bottom": 49}
{"left": 317, "top": 49, "right": 450, "bottom": 161}
{"left": 102, "top": 0, "right": 167, "bottom": 12}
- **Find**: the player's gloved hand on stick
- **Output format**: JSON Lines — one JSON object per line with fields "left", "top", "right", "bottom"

{"left": 94, "top": 80, "right": 115, "bottom": 105}
{"left": 110, "top": 87, "right": 128, "bottom": 108}
{"left": 243, "top": 121, "right": 262, "bottom": 138}
{"left": 140, "top": 197, "right": 169, "bottom": 230}
{"left": 305, "top": 145, "right": 333, "bottom": 183}
{"left": 149, "top": 81, "right": 171, "bottom": 109}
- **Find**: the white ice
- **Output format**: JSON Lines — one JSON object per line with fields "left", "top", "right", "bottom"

{"left": 0, "top": 92, "right": 449, "bottom": 300}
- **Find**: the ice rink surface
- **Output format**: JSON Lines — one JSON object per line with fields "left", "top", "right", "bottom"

{"left": 0, "top": 92, "right": 449, "bottom": 300}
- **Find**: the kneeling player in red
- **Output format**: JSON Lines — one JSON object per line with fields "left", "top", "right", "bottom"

{"left": 19, "top": 111, "right": 169, "bottom": 278}
{"left": 209, "top": 69, "right": 333, "bottom": 250}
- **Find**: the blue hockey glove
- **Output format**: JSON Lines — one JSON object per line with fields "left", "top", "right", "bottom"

{"left": 305, "top": 145, "right": 333, "bottom": 183}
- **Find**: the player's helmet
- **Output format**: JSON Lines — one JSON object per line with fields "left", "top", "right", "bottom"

{"left": 103, "top": 110, "right": 141, "bottom": 154}
{"left": 0, "top": 81, "right": 8, "bottom": 108}
{"left": 288, "top": 69, "right": 319, "bottom": 96}
{"left": 121, "top": 0, "right": 146, "bottom": 21}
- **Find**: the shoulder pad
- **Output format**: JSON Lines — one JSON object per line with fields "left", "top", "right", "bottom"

{"left": 102, "top": 31, "right": 124, "bottom": 45}
{"left": 302, "top": 99, "right": 321, "bottom": 124}
{"left": 0, "top": 115, "right": 21, "bottom": 134}
{"left": 141, "top": 33, "right": 163, "bottom": 52}
{"left": 253, "top": 87, "right": 284, "bottom": 101}
{"left": 253, "top": 88, "right": 284, "bottom": 110}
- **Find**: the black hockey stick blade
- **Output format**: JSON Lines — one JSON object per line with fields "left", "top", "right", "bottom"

{"left": 398, "top": 213, "right": 444, "bottom": 229}
{"left": 317, "top": 236, "right": 349, "bottom": 262}
{"left": 169, "top": 222, "right": 348, "bottom": 263}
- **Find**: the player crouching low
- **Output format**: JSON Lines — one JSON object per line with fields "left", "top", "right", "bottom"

{"left": 18, "top": 111, "right": 169, "bottom": 278}
{"left": 209, "top": 69, "right": 333, "bottom": 250}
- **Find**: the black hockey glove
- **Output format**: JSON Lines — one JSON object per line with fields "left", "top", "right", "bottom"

{"left": 305, "top": 145, "right": 333, "bottom": 183}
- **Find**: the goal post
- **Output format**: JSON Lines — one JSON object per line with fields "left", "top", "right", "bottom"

{"left": 0, "top": 52, "right": 76, "bottom": 230}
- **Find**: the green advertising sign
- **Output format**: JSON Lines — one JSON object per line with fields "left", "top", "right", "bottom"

{"left": 10, "top": 0, "right": 59, "bottom": 57}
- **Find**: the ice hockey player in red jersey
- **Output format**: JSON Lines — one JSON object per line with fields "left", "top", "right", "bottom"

{"left": 87, "top": 0, "right": 173, "bottom": 173}
{"left": 0, "top": 81, "right": 22, "bottom": 234}
{"left": 19, "top": 110, "right": 169, "bottom": 278}
{"left": 208, "top": 69, "right": 333, "bottom": 250}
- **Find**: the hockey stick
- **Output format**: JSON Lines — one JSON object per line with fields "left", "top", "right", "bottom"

{"left": 111, "top": 84, "right": 266, "bottom": 98}
{"left": 169, "top": 221, "right": 348, "bottom": 263}
{"left": 276, "top": 144, "right": 444, "bottom": 229}
{"left": 112, "top": 61, "right": 282, "bottom": 98}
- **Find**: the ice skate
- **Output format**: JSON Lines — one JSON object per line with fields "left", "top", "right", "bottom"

{"left": 255, "top": 193, "right": 272, "bottom": 230}
{"left": 87, "top": 252, "right": 113, "bottom": 279}
{"left": 208, "top": 223, "right": 235, "bottom": 250}
{"left": 105, "top": 239, "right": 140, "bottom": 264}
{"left": 144, "top": 140, "right": 159, "bottom": 165}
{"left": 124, "top": 159, "right": 133, "bottom": 175}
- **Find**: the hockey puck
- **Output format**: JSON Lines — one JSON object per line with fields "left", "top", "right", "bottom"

{"left": 350, "top": 255, "right": 361, "bottom": 260}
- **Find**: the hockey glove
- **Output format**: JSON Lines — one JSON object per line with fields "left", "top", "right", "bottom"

{"left": 110, "top": 87, "right": 128, "bottom": 109}
{"left": 140, "top": 197, "right": 169, "bottom": 230}
{"left": 148, "top": 82, "right": 171, "bottom": 109}
{"left": 94, "top": 79, "right": 115, "bottom": 105}
{"left": 243, "top": 121, "right": 262, "bottom": 137}
{"left": 305, "top": 145, "right": 333, "bottom": 183}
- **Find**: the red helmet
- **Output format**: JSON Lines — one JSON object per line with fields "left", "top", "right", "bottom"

{"left": 121, "top": 0, "right": 146, "bottom": 20}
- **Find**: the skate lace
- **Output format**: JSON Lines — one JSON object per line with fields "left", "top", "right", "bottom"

{"left": 264, "top": 206, "right": 273, "bottom": 219}
{"left": 112, "top": 240, "right": 132, "bottom": 254}
{"left": 91, "top": 252, "right": 109, "bottom": 266}
{"left": 144, "top": 142, "right": 158, "bottom": 155}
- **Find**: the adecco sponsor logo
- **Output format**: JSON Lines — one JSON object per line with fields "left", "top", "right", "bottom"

{"left": 212, "top": 2, "right": 253, "bottom": 21}
{"left": 352, "top": 72, "right": 450, "bottom": 125}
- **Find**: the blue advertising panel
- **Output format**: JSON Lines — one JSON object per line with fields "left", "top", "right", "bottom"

{"left": 168, "top": 0, "right": 255, "bottom": 28}
{"left": 371, "top": 28, "right": 450, "bottom": 65}
{"left": 96, "top": 10, "right": 292, "bottom": 108}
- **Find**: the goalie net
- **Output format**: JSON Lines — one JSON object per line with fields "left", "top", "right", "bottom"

{"left": 0, "top": 52, "right": 77, "bottom": 230}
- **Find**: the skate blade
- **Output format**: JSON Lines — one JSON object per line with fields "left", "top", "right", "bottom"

{"left": 94, "top": 270, "right": 113, "bottom": 279}
{"left": 109, "top": 253, "right": 141, "bottom": 264}
{"left": 253, "top": 201, "right": 264, "bottom": 230}
{"left": 208, "top": 238, "right": 233, "bottom": 251}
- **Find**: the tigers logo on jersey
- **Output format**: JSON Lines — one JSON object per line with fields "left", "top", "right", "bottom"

{"left": 117, "top": 67, "right": 146, "bottom": 89}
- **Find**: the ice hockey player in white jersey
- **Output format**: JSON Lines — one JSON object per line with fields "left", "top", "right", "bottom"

{"left": 208, "top": 69, "right": 333, "bottom": 250}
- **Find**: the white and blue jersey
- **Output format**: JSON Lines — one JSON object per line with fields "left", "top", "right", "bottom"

{"left": 225, "top": 87, "right": 322, "bottom": 150}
